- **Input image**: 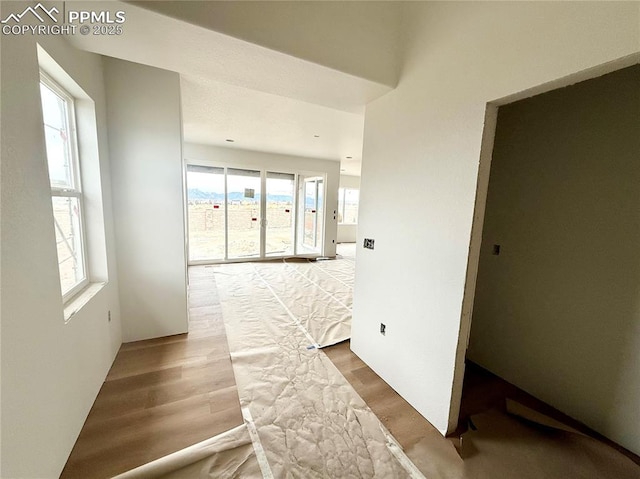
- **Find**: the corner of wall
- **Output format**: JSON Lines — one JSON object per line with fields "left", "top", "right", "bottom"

{"left": 104, "top": 57, "right": 188, "bottom": 342}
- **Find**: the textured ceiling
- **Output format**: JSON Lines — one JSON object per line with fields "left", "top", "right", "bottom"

{"left": 182, "top": 75, "right": 364, "bottom": 175}
{"left": 68, "top": 1, "right": 401, "bottom": 176}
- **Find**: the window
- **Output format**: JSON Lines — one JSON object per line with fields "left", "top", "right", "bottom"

{"left": 40, "top": 73, "right": 88, "bottom": 300}
{"left": 338, "top": 188, "right": 359, "bottom": 224}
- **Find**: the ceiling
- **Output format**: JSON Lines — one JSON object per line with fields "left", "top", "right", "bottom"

{"left": 67, "top": 1, "right": 402, "bottom": 176}
{"left": 182, "top": 75, "right": 365, "bottom": 175}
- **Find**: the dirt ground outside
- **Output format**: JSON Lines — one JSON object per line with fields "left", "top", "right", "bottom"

{"left": 188, "top": 202, "right": 296, "bottom": 260}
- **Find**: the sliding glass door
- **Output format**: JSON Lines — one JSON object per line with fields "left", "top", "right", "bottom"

{"left": 186, "top": 165, "right": 225, "bottom": 261}
{"left": 227, "top": 168, "right": 261, "bottom": 259}
{"left": 266, "top": 172, "right": 295, "bottom": 256}
{"left": 187, "top": 165, "right": 324, "bottom": 263}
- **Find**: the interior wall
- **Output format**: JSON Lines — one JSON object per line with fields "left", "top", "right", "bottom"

{"left": 104, "top": 57, "right": 188, "bottom": 342}
{"left": 467, "top": 65, "right": 640, "bottom": 454}
{"left": 184, "top": 143, "right": 340, "bottom": 257}
{"left": 132, "top": 0, "right": 401, "bottom": 88}
{"left": 339, "top": 174, "right": 361, "bottom": 190}
{"left": 337, "top": 174, "right": 360, "bottom": 243}
{"left": 351, "top": 1, "right": 640, "bottom": 436}
{"left": 0, "top": 8, "right": 122, "bottom": 478}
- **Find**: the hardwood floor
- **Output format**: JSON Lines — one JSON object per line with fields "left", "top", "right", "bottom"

{"left": 61, "top": 259, "right": 639, "bottom": 478}
{"left": 324, "top": 341, "right": 444, "bottom": 451}
{"left": 60, "top": 267, "right": 243, "bottom": 478}
{"left": 62, "top": 263, "right": 446, "bottom": 478}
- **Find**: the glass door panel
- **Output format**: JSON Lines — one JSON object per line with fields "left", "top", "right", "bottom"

{"left": 303, "top": 178, "right": 317, "bottom": 249}
{"left": 227, "top": 168, "right": 261, "bottom": 259}
{"left": 266, "top": 172, "right": 295, "bottom": 256}
{"left": 316, "top": 179, "right": 324, "bottom": 250}
{"left": 299, "top": 176, "right": 324, "bottom": 255}
{"left": 186, "top": 165, "right": 225, "bottom": 261}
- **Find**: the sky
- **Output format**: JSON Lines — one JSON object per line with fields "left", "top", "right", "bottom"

{"left": 188, "top": 171, "right": 295, "bottom": 196}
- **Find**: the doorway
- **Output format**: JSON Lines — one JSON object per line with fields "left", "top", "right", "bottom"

{"left": 458, "top": 65, "right": 640, "bottom": 457}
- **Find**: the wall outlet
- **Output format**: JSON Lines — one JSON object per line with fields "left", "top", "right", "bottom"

{"left": 364, "top": 238, "right": 375, "bottom": 250}
{"left": 380, "top": 323, "right": 386, "bottom": 335}
{"left": 493, "top": 244, "right": 501, "bottom": 255}
{"left": 108, "top": 310, "right": 111, "bottom": 322}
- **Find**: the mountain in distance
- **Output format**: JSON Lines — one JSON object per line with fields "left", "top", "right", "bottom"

{"left": 188, "top": 189, "right": 292, "bottom": 203}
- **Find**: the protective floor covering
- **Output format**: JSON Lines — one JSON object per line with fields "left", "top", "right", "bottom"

{"left": 253, "top": 258, "right": 354, "bottom": 348}
{"left": 112, "top": 424, "right": 261, "bottom": 479}
{"left": 214, "top": 261, "right": 425, "bottom": 478}
{"left": 459, "top": 403, "right": 640, "bottom": 479}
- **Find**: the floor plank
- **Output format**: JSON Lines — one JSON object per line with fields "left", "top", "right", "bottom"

{"left": 60, "top": 269, "right": 243, "bottom": 478}
{"left": 63, "top": 256, "right": 637, "bottom": 477}
{"left": 62, "top": 261, "right": 445, "bottom": 478}
{"left": 323, "top": 340, "right": 443, "bottom": 451}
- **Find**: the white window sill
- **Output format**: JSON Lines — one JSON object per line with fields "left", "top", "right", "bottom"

{"left": 64, "top": 282, "right": 106, "bottom": 323}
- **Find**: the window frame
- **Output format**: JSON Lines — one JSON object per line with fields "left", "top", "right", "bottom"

{"left": 40, "top": 71, "right": 90, "bottom": 302}
{"left": 338, "top": 187, "right": 359, "bottom": 225}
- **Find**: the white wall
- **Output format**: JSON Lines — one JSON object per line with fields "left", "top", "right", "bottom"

{"left": 0, "top": 4, "right": 122, "bottom": 476}
{"left": 104, "top": 58, "right": 188, "bottom": 342}
{"left": 337, "top": 175, "right": 360, "bottom": 243}
{"left": 184, "top": 143, "right": 340, "bottom": 257}
{"left": 339, "top": 174, "right": 360, "bottom": 190}
{"left": 133, "top": 1, "right": 401, "bottom": 88}
{"left": 468, "top": 66, "right": 640, "bottom": 454}
{"left": 351, "top": 1, "right": 640, "bottom": 437}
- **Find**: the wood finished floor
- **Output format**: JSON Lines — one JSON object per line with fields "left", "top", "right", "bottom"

{"left": 61, "top": 258, "right": 639, "bottom": 478}
{"left": 62, "top": 261, "right": 445, "bottom": 478}
{"left": 61, "top": 266, "right": 243, "bottom": 478}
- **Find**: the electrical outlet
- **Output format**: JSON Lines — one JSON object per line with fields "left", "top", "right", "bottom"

{"left": 108, "top": 310, "right": 111, "bottom": 322}
{"left": 492, "top": 244, "right": 501, "bottom": 256}
{"left": 364, "top": 238, "right": 375, "bottom": 250}
{"left": 380, "top": 323, "right": 386, "bottom": 335}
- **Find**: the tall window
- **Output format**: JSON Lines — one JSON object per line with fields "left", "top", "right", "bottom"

{"left": 338, "top": 188, "right": 359, "bottom": 224}
{"left": 40, "top": 73, "right": 88, "bottom": 300}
